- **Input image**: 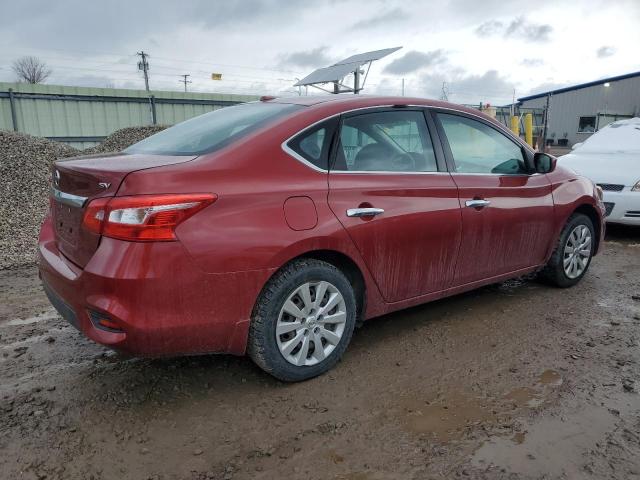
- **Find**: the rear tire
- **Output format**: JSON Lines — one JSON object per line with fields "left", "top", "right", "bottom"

{"left": 539, "top": 213, "right": 595, "bottom": 288}
{"left": 247, "top": 259, "right": 357, "bottom": 382}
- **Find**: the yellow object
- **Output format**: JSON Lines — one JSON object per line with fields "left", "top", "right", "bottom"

{"left": 524, "top": 113, "right": 533, "bottom": 147}
{"left": 211, "top": 73, "right": 223, "bottom": 81}
{"left": 510, "top": 116, "right": 520, "bottom": 136}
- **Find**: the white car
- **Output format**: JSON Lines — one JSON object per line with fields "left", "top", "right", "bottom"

{"left": 560, "top": 117, "right": 640, "bottom": 225}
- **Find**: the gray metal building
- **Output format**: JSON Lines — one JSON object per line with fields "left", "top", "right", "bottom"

{"left": 518, "top": 71, "right": 640, "bottom": 148}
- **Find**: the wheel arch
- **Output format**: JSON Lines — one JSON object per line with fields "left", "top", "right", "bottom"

{"left": 295, "top": 250, "right": 367, "bottom": 323}
{"left": 257, "top": 249, "right": 368, "bottom": 324}
{"left": 573, "top": 203, "right": 602, "bottom": 255}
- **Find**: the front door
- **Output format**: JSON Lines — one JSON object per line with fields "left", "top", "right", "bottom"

{"left": 433, "top": 111, "right": 555, "bottom": 286}
{"left": 328, "top": 108, "right": 462, "bottom": 303}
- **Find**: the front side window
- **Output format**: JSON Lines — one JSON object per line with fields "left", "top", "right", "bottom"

{"left": 578, "top": 116, "right": 596, "bottom": 133}
{"left": 333, "top": 110, "right": 437, "bottom": 172}
{"left": 126, "top": 102, "right": 302, "bottom": 156}
{"left": 437, "top": 113, "right": 527, "bottom": 175}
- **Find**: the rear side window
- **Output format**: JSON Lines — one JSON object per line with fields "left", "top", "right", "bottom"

{"left": 125, "top": 102, "right": 302, "bottom": 156}
{"left": 333, "top": 110, "right": 437, "bottom": 172}
{"left": 286, "top": 118, "right": 338, "bottom": 170}
{"left": 437, "top": 113, "right": 527, "bottom": 175}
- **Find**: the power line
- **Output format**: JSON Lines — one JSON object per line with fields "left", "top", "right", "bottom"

{"left": 0, "top": 58, "right": 297, "bottom": 85}
{"left": 150, "top": 54, "right": 299, "bottom": 75}
{"left": 0, "top": 45, "right": 299, "bottom": 75}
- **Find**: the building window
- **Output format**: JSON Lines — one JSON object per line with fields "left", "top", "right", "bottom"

{"left": 578, "top": 116, "right": 596, "bottom": 133}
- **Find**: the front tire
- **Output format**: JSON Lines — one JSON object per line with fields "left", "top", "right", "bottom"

{"left": 539, "top": 213, "right": 595, "bottom": 287}
{"left": 247, "top": 259, "right": 357, "bottom": 382}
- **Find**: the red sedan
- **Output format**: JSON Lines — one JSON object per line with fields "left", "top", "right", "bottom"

{"left": 39, "top": 95, "right": 605, "bottom": 381}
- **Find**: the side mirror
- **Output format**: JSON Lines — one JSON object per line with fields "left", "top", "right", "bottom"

{"left": 534, "top": 152, "right": 557, "bottom": 173}
{"left": 571, "top": 142, "right": 583, "bottom": 150}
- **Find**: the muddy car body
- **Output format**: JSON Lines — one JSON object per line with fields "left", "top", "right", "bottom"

{"left": 39, "top": 95, "right": 606, "bottom": 381}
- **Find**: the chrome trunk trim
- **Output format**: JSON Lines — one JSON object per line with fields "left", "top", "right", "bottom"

{"left": 50, "top": 187, "right": 87, "bottom": 208}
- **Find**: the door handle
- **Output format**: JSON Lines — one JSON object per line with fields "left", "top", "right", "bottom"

{"left": 465, "top": 199, "right": 491, "bottom": 208}
{"left": 346, "top": 207, "right": 385, "bottom": 217}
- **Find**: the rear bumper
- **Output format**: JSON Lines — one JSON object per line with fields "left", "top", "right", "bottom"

{"left": 38, "top": 216, "right": 273, "bottom": 356}
{"left": 603, "top": 189, "right": 640, "bottom": 225}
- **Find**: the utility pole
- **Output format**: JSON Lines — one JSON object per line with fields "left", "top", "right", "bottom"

{"left": 542, "top": 93, "right": 551, "bottom": 152}
{"left": 137, "top": 51, "right": 150, "bottom": 92}
{"left": 179, "top": 74, "right": 192, "bottom": 92}
{"left": 402, "top": 78, "right": 405, "bottom": 96}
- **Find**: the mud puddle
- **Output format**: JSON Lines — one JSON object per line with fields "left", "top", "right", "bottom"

{"left": 473, "top": 388, "right": 640, "bottom": 478}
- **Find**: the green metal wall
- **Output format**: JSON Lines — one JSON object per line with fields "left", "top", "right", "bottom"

{"left": 0, "top": 82, "right": 259, "bottom": 149}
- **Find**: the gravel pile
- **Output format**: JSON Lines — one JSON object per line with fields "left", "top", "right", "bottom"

{"left": 0, "top": 126, "right": 166, "bottom": 270}
{"left": 84, "top": 125, "right": 166, "bottom": 154}
{"left": 0, "top": 131, "right": 79, "bottom": 269}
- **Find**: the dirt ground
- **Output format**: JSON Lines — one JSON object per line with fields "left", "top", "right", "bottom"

{"left": 1, "top": 226, "right": 639, "bottom": 480}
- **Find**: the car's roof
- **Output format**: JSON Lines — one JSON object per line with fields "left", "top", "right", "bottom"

{"left": 265, "top": 94, "right": 517, "bottom": 144}
{"left": 268, "top": 94, "right": 466, "bottom": 110}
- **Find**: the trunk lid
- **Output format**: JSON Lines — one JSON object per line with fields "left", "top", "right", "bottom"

{"left": 51, "top": 153, "right": 196, "bottom": 267}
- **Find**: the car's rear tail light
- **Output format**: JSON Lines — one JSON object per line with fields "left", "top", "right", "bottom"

{"left": 83, "top": 197, "right": 110, "bottom": 234}
{"left": 82, "top": 194, "right": 216, "bottom": 241}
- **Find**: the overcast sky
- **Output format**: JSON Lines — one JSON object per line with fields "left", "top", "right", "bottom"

{"left": 1, "top": 0, "right": 638, "bottom": 105}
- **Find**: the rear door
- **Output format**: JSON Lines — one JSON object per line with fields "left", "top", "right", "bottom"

{"left": 431, "top": 110, "right": 554, "bottom": 286}
{"left": 327, "top": 108, "right": 462, "bottom": 302}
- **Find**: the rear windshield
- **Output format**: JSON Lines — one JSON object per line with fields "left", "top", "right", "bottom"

{"left": 125, "top": 102, "right": 302, "bottom": 155}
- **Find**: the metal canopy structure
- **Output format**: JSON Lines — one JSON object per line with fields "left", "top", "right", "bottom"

{"left": 294, "top": 46, "right": 402, "bottom": 94}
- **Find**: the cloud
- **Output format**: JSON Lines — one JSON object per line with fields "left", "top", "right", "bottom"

{"left": 448, "top": 70, "right": 515, "bottom": 102}
{"left": 0, "top": 0, "right": 307, "bottom": 52}
{"left": 0, "top": 0, "right": 635, "bottom": 99}
{"left": 596, "top": 46, "right": 616, "bottom": 58}
{"left": 420, "top": 69, "right": 516, "bottom": 104}
{"left": 475, "top": 20, "right": 503, "bottom": 37}
{"left": 524, "top": 81, "right": 568, "bottom": 96}
{"left": 475, "top": 16, "right": 552, "bottom": 42}
{"left": 278, "top": 47, "right": 333, "bottom": 68}
{"left": 520, "top": 58, "right": 544, "bottom": 67}
{"left": 383, "top": 50, "right": 447, "bottom": 75}
{"left": 351, "top": 8, "right": 409, "bottom": 29}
